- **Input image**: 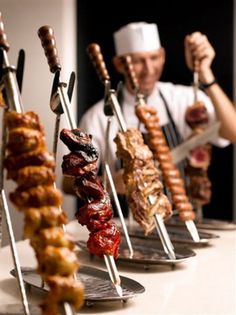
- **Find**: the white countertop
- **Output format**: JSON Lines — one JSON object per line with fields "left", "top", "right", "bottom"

{"left": 0, "top": 220, "right": 236, "bottom": 315}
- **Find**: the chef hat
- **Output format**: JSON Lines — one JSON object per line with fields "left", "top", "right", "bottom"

{"left": 113, "top": 22, "right": 161, "bottom": 56}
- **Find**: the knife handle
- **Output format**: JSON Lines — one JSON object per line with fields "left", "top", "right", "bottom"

{"left": 38, "top": 25, "right": 61, "bottom": 73}
{"left": 120, "top": 55, "right": 138, "bottom": 91}
{"left": 0, "top": 12, "right": 10, "bottom": 51}
{"left": 87, "top": 43, "right": 110, "bottom": 83}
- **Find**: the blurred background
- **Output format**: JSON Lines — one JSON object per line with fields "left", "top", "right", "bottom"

{"left": 77, "top": 0, "right": 234, "bottom": 222}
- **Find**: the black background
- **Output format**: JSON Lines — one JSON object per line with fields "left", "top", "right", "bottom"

{"left": 76, "top": 0, "right": 234, "bottom": 220}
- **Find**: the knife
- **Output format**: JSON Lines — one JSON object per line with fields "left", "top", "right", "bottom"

{"left": 171, "top": 121, "right": 221, "bottom": 164}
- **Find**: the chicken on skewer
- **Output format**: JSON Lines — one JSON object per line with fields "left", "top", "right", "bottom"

{"left": 4, "top": 111, "right": 84, "bottom": 315}
{"left": 0, "top": 13, "right": 30, "bottom": 315}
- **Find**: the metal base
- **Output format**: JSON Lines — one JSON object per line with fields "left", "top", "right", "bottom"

{"left": 77, "top": 240, "right": 196, "bottom": 266}
{"left": 167, "top": 217, "right": 236, "bottom": 231}
{"left": 10, "top": 266, "right": 145, "bottom": 303}
{"left": 127, "top": 226, "right": 219, "bottom": 246}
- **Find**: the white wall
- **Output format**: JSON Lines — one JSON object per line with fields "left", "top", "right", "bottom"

{"left": 234, "top": 0, "right": 236, "bottom": 221}
{"left": 0, "top": 0, "right": 77, "bottom": 245}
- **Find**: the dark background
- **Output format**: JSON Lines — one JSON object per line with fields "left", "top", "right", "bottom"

{"left": 76, "top": 0, "right": 234, "bottom": 220}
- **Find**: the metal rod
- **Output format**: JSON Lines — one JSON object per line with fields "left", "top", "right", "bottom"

{"left": 109, "top": 91, "right": 176, "bottom": 260}
{"left": 103, "top": 117, "right": 133, "bottom": 258}
{"left": 103, "top": 254, "right": 123, "bottom": 297}
{"left": 58, "top": 83, "right": 77, "bottom": 129}
{"left": 105, "top": 163, "right": 134, "bottom": 258}
{"left": 62, "top": 302, "right": 76, "bottom": 315}
{"left": 154, "top": 214, "right": 175, "bottom": 260}
{"left": 193, "top": 71, "right": 199, "bottom": 103}
{"left": 2, "top": 50, "right": 23, "bottom": 113}
{"left": 185, "top": 220, "right": 200, "bottom": 242}
{"left": 52, "top": 114, "right": 61, "bottom": 159}
{"left": 109, "top": 92, "right": 127, "bottom": 132}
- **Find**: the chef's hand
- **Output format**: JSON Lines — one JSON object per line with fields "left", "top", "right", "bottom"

{"left": 184, "top": 32, "right": 216, "bottom": 84}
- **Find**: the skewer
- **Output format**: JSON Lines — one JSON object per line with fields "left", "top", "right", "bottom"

{"left": 38, "top": 25, "right": 123, "bottom": 297}
{"left": 193, "top": 71, "right": 199, "bottom": 103}
{"left": 103, "top": 83, "right": 133, "bottom": 258}
{"left": 116, "top": 54, "right": 177, "bottom": 258}
{"left": 122, "top": 55, "right": 200, "bottom": 243}
{"left": 109, "top": 91, "right": 176, "bottom": 259}
{"left": 85, "top": 47, "right": 135, "bottom": 256}
{"left": 87, "top": 43, "right": 176, "bottom": 259}
{"left": 163, "top": 119, "right": 201, "bottom": 241}
{"left": 0, "top": 13, "right": 30, "bottom": 315}
{"left": 191, "top": 69, "right": 204, "bottom": 231}
{"left": 0, "top": 15, "right": 76, "bottom": 315}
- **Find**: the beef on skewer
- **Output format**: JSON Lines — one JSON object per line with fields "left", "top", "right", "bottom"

{"left": 185, "top": 100, "right": 212, "bottom": 206}
{"left": 60, "top": 128, "right": 121, "bottom": 258}
{"left": 4, "top": 111, "right": 84, "bottom": 315}
{"left": 114, "top": 128, "right": 172, "bottom": 235}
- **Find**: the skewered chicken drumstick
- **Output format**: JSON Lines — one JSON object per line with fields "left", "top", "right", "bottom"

{"left": 4, "top": 111, "right": 84, "bottom": 315}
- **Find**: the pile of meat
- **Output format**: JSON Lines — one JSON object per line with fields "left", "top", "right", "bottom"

{"left": 60, "top": 128, "right": 120, "bottom": 258}
{"left": 135, "top": 104, "right": 195, "bottom": 221}
{"left": 114, "top": 128, "right": 172, "bottom": 235}
{"left": 4, "top": 111, "right": 84, "bottom": 315}
{"left": 185, "top": 101, "right": 212, "bottom": 205}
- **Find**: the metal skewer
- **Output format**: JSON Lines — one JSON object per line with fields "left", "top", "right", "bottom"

{"left": 87, "top": 43, "right": 176, "bottom": 260}
{"left": 0, "top": 16, "right": 75, "bottom": 315}
{"left": 118, "top": 55, "right": 177, "bottom": 258}
{"left": 103, "top": 83, "right": 134, "bottom": 258}
{"left": 191, "top": 69, "right": 203, "bottom": 239}
{"left": 86, "top": 44, "right": 134, "bottom": 257}
{"left": 124, "top": 55, "right": 200, "bottom": 244}
{"left": 193, "top": 71, "right": 199, "bottom": 103}
{"left": 57, "top": 81, "right": 123, "bottom": 296}
{"left": 38, "top": 26, "right": 123, "bottom": 297}
{"left": 109, "top": 91, "right": 176, "bottom": 259}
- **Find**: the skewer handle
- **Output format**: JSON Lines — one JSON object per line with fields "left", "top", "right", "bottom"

{"left": 0, "top": 12, "right": 10, "bottom": 51}
{"left": 120, "top": 55, "right": 139, "bottom": 91}
{"left": 87, "top": 43, "right": 110, "bottom": 83}
{"left": 38, "top": 25, "right": 61, "bottom": 73}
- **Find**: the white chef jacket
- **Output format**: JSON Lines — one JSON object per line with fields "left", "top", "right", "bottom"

{"left": 79, "top": 81, "right": 229, "bottom": 174}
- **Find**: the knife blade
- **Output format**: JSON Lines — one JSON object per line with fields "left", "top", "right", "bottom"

{"left": 171, "top": 121, "right": 220, "bottom": 164}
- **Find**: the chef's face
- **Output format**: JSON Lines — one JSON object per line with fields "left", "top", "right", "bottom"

{"left": 114, "top": 48, "right": 165, "bottom": 96}
{"left": 129, "top": 48, "right": 165, "bottom": 95}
